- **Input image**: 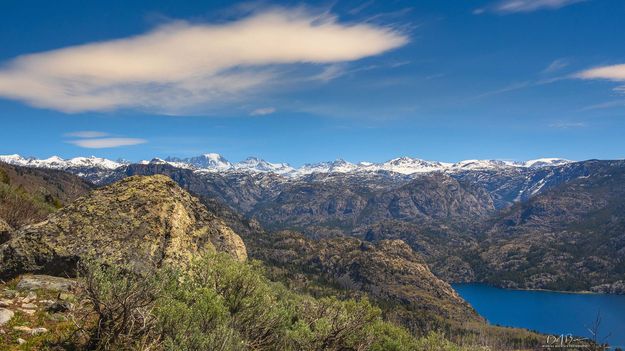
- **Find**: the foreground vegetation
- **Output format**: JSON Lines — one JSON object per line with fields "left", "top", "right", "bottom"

{"left": 0, "top": 253, "right": 499, "bottom": 350}
{"left": 72, "top": 253, "right": 489, "bottom": 351}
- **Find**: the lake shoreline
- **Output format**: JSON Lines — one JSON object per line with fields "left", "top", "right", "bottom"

{"left": 453, "top": 282, "right": 616, "bottom": 296}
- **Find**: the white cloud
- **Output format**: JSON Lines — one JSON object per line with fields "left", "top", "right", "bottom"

{"left": 476, "top": 0, "right": 585, "bottom": 14}
{"left": 576, "top": 64, "right": 625, "bottom": 101}
{"left": 250, "top": 107, "right": 276, "bottom": 116}
{"left": 577, "top": 64, "right": 625, "bottom": 81}
{"left": 64, "top": 131, "right": 110, "bottom": 138}
{"left": 67, "top": 138, "right": 147, "bottom": 148}
{"left": 0, "top": 8, "right": 408, "bottom": 114}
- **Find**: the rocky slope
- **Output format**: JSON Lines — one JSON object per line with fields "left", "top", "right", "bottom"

{"left": 245, "top": 229, "right": 483, "bottom": 334}
{"left": 477, "top": 160, "right": 625, "bottom": 292}
{"left": 0, "top": 175, "right": 246, "bottom": 280}
{"left": 184, "top": 195, "right": 484, "bottom": 333}
{"left": 0, "top": 162, "right": 92, "bottom": 228}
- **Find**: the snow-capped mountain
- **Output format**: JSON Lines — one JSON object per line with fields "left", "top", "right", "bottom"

{"left": 521, "top": 158, "right": 572, "bottom": 168}
{"left": 0, "top": 153, "right": 574, "bottom": 178}
{"left": 368, "top": 157, "right": 451, "bottom": 174}
{"left": 163, "top": 154, "right": 294, "bottom": 174}
{"left": 234, "top": 157, "right": 294, "bottom": 174}
{"left": 0, "top": 154, "right": 123, "bottom": 170}
{"left": 166, "top": 153, "right": 233, "bottom": 171}
{"left": 298, "top": 159, "right": 360, "bottom": 175}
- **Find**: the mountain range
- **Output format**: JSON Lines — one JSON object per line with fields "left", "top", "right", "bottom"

{"left": 0, "top": 153, "right": 572, "bottom": 179}
{"left": 1, "top": 153, "right": 623, "bottom": 294}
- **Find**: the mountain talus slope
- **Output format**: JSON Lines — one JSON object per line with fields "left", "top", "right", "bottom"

{"left": 0, "top": 175, "right": 246, "bottom": 279}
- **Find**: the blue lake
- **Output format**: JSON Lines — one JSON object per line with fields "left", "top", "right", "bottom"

{"left": 453, "top": 283, "right": 625, "bottom": 349}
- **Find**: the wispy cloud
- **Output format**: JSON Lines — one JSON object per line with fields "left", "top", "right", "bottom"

{"left": 475, "top": 0, "right": 586, "bottom": 14}
{"left": 310, "top": 64, "right": 349, "bottom": 82}
{"left": 67, "top": 138, "right": 147, "bottom": 149}
{"left": 309, "top": 60, "right": 410, "bottom": 83}
{"left": 0, "top": 8, "right": 408, "bottom": 114}
{"left": 580, "top": 99, "right": 625, "bottom": 111}
{"left": 468, "top": 76, "right": 566, "bottom": 101}
{"left": 542, "top": 59, "right": 569, "bottom": 74}
{"left": 250, "top": 107, "right": 276, "bottom": 116}
{"left": 64, "top": 131, "right": 110, "bottom": 138}
{"left": 548, "top": 121, "right": 586, "bottom": 128}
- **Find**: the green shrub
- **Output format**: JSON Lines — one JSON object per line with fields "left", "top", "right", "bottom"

{"left": 74, "top": 253, "right": 425, "bottom": 351}
{"left": 77, "top": 261, "right": 162, "bottom": 350}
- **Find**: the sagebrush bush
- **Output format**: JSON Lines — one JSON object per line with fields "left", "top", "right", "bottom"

{"left": 74, "top": 253, "right": 479, "bottom": 351}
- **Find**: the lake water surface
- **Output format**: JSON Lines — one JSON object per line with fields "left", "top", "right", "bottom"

{"left": 453, "top": 283, "right": 625, "bottom": 349}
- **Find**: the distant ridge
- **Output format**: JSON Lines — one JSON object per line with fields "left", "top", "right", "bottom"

{"left": 0, "top": 153, "right": 572, "bottom": 177}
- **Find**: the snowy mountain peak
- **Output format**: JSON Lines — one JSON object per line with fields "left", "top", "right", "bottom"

{"left": 522, "top": 158, "right": 571, "bottom": 168}
{"left": 235, "top": 157, "right": 294, "bottom": 174}
{"left": 0, "top": 154, "right": 122, "bottom": 170}
{"left": 166, "top": 153, "right": 232, "bottom": 170}
{"left": 0, "top": 153, "right": 575, "bottom": 177}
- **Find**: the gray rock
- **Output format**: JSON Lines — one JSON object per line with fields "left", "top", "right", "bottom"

{"left": 16, "top": 275, "right": 76, "bottom": 292}
{"left": 0, "top": 307, "right": 14, "bottom": 325}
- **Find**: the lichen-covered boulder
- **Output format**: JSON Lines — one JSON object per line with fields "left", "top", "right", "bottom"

{"left": 0, "top": 175, "right": 246, "bottom": 279}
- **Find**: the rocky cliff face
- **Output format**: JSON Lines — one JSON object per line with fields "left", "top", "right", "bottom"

{"left": 0, "top": 175, "right": 246, "bottom": 279}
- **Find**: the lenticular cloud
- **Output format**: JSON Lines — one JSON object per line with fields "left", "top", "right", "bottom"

{"left": 0, "top": 9, "right": 407, "bottom": 114}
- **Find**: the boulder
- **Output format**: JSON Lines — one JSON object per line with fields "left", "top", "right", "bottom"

{"left": 0, "top": 308, "right": 13, "bottom": 326}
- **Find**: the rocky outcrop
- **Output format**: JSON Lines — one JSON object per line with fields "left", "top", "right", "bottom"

{"left": 0, "top": 175, "right": 246, "bottom": 280}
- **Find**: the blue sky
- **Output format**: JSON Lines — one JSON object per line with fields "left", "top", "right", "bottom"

{"left": 0, "top": 0, "right": 624, "bottom": 166}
